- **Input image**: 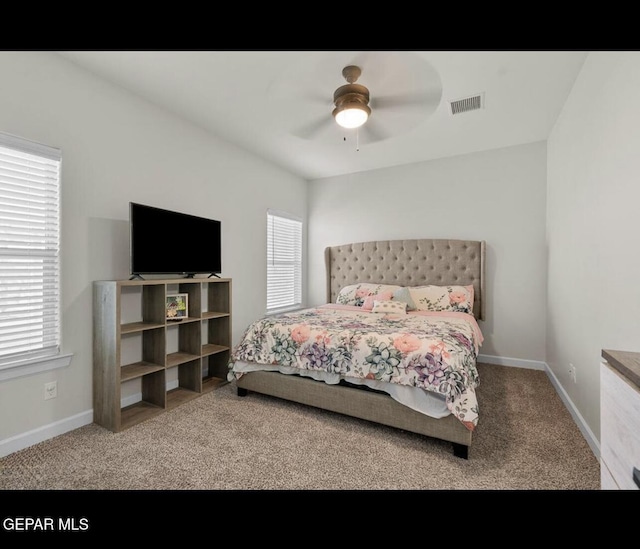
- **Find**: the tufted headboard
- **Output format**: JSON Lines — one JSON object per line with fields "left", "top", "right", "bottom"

{"left": 324, "top": 238, "right": 486, "bottom": 320}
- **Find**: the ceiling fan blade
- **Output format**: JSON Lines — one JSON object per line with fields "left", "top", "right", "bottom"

{"left": 292, "top": 115, "right": 333, "bottom": 140}
{"left": 358, "top": 118, "right": 391, "bottom": 144}
{"left": 301, "top": 91, "right": 333, "bottom": 106}
{"left": 371, "top": 89, "right": 442, "bottom": 111}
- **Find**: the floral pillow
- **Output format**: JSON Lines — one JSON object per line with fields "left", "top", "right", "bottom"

{"left": 372, "top": 300, "right": 407, "bottom": 314}
{"left": 336, "top": 283, "right": 402, "bottom": 307}
{"left": 407, "top": 285, "right": 475, "bottom": 315}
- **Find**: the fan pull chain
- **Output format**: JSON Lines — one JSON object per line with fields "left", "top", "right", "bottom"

{"left": 342, "top": 131, "right": 361, "bottom": 152}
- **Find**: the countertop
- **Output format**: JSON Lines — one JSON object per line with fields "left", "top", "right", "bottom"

{"left": 602, "top": 349, "right": 640, "bottom": 388}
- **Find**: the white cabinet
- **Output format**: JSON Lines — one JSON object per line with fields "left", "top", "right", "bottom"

{"left": 600, "top": 350, "right": 640, "bottom": 490}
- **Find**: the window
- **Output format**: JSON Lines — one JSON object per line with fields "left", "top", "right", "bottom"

{"left": 266, "top": 210, "right": 302, "bottom": 313}
{"left": 0, "top": 132, "right": 70, "bottom": 380}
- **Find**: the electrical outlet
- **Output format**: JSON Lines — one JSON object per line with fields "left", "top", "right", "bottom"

{"left": 569, "top": 364, "right": 576, "bottom": 384}
{"left": 44, "top": 381, "right": 57, "bottom": 400}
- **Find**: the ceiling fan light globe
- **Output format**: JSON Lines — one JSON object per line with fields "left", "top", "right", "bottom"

{"left": 334, "top": 105, "right": 369, "bottom": 129}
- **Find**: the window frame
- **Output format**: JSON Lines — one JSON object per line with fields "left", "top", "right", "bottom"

{"left": 0, "top": 132, "right": 72, "bottom": 381}
{"left": 266, "top": 209, "right": 303, "bottom": 315}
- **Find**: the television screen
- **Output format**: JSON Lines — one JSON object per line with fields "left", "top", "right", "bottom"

{"left": 130, "top": 202, "right": 222, "bottom": 276}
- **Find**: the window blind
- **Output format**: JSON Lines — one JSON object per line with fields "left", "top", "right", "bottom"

{"left": 0, "top": 133, "right": 62, "bottom": 366}
{"left": 267, "top": 210, "right": 302, "bottom": 312}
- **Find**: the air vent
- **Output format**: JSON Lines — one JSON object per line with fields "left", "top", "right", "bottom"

{"left": 450, "top": 93, "right": 484, "bottom": 115}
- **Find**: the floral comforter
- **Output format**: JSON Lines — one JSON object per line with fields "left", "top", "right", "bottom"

{"left": 228, "top": 304, "right": 484, "bottom": 430}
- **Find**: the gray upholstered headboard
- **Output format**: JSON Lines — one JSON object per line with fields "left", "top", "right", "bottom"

{"left": 324, "top": 239, "right": 486, "bottom": 321}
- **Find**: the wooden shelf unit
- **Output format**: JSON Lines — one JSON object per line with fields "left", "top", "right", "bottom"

{"left": 93, "top": 277, "right": 232, "bottom": 432}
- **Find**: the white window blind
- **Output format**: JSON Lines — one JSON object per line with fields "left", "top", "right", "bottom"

{"left": 267, "top": 210, "right": 302, "bottom": 312}
{"left": 0, "top": 133, "right": 62, "bottom": 367}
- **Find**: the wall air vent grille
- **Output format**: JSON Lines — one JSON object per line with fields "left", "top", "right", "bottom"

{"left": 450, "top": 93, "right": 484, "bottom": 115}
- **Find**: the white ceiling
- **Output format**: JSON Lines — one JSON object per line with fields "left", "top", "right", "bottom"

{"left": 57, "top": 50, "right": 588, "bottom": 180}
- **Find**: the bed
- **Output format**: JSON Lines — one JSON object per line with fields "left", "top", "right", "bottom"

{"left": 228, "top": 238, "right": 486, "bottom": 458}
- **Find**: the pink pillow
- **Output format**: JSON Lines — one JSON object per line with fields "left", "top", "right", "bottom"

{"left": 362, "top": 291, "right": 393, "bottom": 310}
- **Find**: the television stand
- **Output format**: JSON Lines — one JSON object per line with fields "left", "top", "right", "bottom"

{"left": 129, "top": 274, "right": 145, "bottom": 281}
{"left": 93, "top": 277, "right": 232, "bottom": 433}
{"left": 208, "top": 273, "right": 220, "bottom": 279}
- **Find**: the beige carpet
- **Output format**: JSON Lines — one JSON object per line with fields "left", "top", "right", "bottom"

{"left": 0, "top": 363, "right": 600, "bottom": 490}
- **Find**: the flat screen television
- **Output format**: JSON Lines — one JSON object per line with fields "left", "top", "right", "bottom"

{"left": 129, "top": 202, "right": 221, "bottom": 277}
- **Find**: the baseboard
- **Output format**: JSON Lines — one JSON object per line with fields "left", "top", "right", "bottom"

{"left": 478, "top": 353, "right": 599, "bottom": 459}
{"left": 477, "top": 354, "right": 546, "bottom": 370}
{"left": 544, "top": 363, "right": 600, "bottom": 459}
{"left": 1, "top": 380, "right": 183, "bottom": 458}
{"left": 0, "top": 409, "right": 93, "bottom": 459}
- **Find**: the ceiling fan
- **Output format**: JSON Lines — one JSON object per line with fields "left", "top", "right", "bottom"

{"left": 292, "top": 62, "right": 442, "bottom": 144}
{"left": 332, "top": 65, "right": 371, "bottom": 129}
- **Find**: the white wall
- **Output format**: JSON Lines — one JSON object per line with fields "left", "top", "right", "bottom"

{"left": 547, "top": 51, "right": 640, "bottom": 441}
{"left": 308, "top": 142, "right": 547, "bottom": 361}
{"left": 0, "top": 52, "right": 307, "bottom": 447}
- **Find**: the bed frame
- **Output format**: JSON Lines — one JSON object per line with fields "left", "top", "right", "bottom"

{"left": 236, "top": 238, "right": 486, "bottom": 459}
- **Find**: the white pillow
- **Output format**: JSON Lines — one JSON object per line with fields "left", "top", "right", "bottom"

{"left": 371, "top": 300, "right": 407, "bottom": 314}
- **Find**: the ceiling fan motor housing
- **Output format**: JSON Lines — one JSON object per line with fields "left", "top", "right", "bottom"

{"left": 332, "top": 83, "right": 371, "bottom": 118}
